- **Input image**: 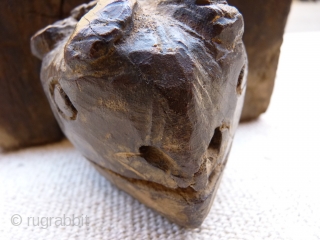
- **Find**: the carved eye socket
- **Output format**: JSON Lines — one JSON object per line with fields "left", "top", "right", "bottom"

{"left": 50, "top": 81, "right": 78, "bottom": 121}
{"left": 89, "top": 40, "right": 109, "bottom": 58}
{"left": 237, "top": 65, "right": 245, "bottom": 95}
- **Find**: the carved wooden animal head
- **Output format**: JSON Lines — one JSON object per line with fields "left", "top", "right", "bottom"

{"left": 31, "top": 0, "right": 247, "bottom": 227}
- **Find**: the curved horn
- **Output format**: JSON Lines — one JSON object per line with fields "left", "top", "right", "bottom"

{"left": 64, "top": 0, "right": 137, "bottom": 71}
{"left": 31, "top": 2, "right": 97, "bottom": 60}
{"left": 173, "top": 1, "right": 243, "bottom": 49}
{"left": 31, "top": 18, "right": 77, "bottom": 60}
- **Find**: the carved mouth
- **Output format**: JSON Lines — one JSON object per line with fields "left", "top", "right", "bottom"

{"left": 88, "top": 157, "right": 227, "bottom": 228}
{"left": 88, "top": 157, "right": 226, "bottom": 200}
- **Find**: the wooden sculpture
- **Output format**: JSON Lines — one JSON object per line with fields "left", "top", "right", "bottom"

{"left": 31, "top": 0, "right": 247, "bottom": 227}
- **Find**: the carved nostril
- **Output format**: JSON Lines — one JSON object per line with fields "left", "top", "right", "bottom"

{"left": 208, "top": 127, "right": 222, "bottom": 154}
{"left": 237, "top": 65, "right": 245, "bottom": 95}
{"left": 195, "top": 0, "right": 211, "bottom": 5}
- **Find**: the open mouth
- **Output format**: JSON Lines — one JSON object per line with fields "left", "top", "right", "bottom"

{"left": 89, "top": 157, "right": 225, "bottom": 196}
{"left": 88, "top": 156, "right": 227, "bottom": 228}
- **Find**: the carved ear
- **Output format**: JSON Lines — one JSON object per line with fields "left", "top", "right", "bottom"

{"left": 31, "top": 2, "right": 97, "bottom": 60}
{"left": 64, "top": 0, "right": 137, "bottom": 71}
{"left": 70, "top": 1, "right": 98, "bottom": 21}
{"left": 173, "top": 2, "right": 243, "bottom": 49}
{"left": 30, "top": 18, "right": 77, "bottom": 60}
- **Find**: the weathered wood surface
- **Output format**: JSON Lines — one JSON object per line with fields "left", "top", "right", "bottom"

{"left": 31, "top": 0, "right": 247, "bottom": 227}
{"left": 228, "top": 0, "right": 292, "bottom": 121}
{"left": 0, "top": 0, "right": 87, "bottom": 151}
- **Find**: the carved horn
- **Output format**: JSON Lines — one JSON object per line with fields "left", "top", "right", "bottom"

{"left": 64, "top": 0, "right": 137, "bottom": 71}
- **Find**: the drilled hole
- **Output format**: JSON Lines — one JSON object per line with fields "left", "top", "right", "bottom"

{"left": 195, "top": 0, "right": 211, "bottom": 5}
{"left": 237, "top": 65, "right": 245, "bottom": 95}
{"left": 139, "top": 146, "right": 149, "bottom": 154}
{"left": 208, "top": 127, "right": 222, "bottom": 154}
